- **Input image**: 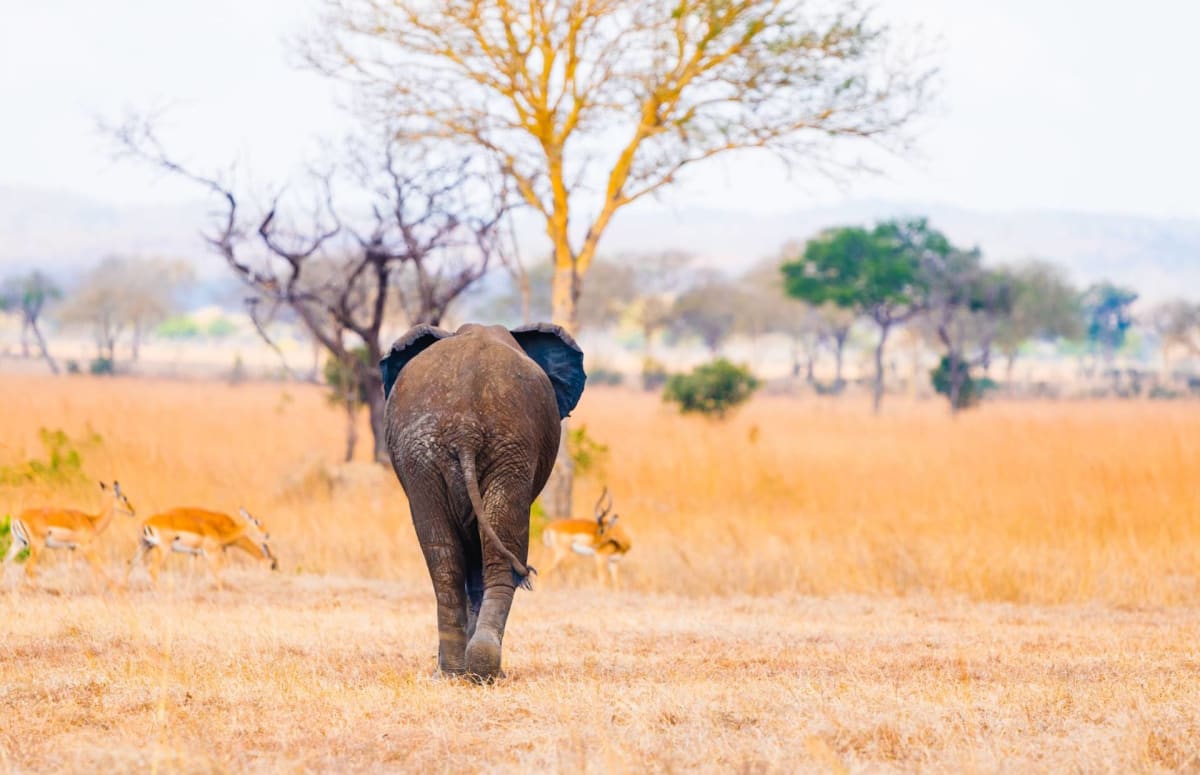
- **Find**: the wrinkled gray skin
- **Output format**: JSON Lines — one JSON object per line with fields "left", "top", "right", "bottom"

{"left": 383, "top": 323, "right": 585, "bottom": 681}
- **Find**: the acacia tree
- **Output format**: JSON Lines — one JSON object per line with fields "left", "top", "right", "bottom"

{"left": 782, "top": 220, "right": 938, "bottom": 412}
{"left": 0, "top": 271, "right": 61, "bottom": 373}
{"left": 305, "top": 0, "right": 933, "bottom": 513}
{"left": 111, "top": 121, "right": 508, "bottom": 462}
{"left": 1082, "top": 282, "right": 1139, "bottom": 371}
{"left": 993, "top": 260, "right": 1082, "bottom": 383}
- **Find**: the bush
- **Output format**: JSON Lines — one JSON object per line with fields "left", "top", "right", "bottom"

{"left": 567, "top": 423, "right": 609, "bottom": 478}
{"left": 206, "top": 316, "right": 238, "bottom": 338}
{"left": 588, "top": 366, "right": 624, "bottom": 386}
{"left": 89, "top": 357, "right": 115, "bottom": 375}
{"left": 324, "top": 348, "right": 372, "bottom": 407}
{"left": 930, "top": 355, "right": 996, "bottom": 410}
{"left": 156, "top": 315, "right": 203, "bottom": 340}
{"left": 0, "top": 427, "right": 98, "bottom": 487}
{"left": 663, "top": 358, "right": 760, "bottom": 419}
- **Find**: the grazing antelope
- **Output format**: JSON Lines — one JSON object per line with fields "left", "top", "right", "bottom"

{"left": 540, "top": 487, "right": 632, "bottom": 590}
{"left": 129, "top": 507, "right": 278, "bottom": 587}
{"left": 2, "top": 481, "right": 136, "bottom": 588}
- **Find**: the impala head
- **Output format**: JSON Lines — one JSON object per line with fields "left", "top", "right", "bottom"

{"left": 593, "top": 487, "right": 614, "bottom": 527}
{"left": 100, "top": 480, "right": 136, "bottom": 518}
{"left": 239, "top": 508, "right": 278, "bottom": 570}
{"left": 593, "top": 487, "right": 629, "bottom": 549}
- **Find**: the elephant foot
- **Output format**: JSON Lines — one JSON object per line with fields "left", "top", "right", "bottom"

{"left": 437, "top": 640, "right": 468, "bottom": 677}
{"left": 465, "top": 631, "right": 503, "bottom": 683}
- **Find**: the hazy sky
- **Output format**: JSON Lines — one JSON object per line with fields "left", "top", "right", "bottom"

{"left": 3, "top": 0, "right": 1198, "bottom": 219}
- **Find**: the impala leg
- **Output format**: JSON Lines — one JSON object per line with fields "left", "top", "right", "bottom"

{"left": 22, "top": 541, "right": 43, "bottom": 582}
{"left": 128, "top": 539, "right": 153, "bottom": 585}
{"left": 203, "top": 547, "right": 225, "bottom": 589}
{"left": 539, "top": 544, "right": 565, "bottom": 579}
{"left": 608, "top": 556, "right": 621, "bottom": 592}
{"left": 146, "top": 544, "right": 165, "bottom": 585}
{"left": 79, "top": 543, "right": 116, "bottom": 592}
{"left": 594, "top": 552, "right": 607, "bottom": 587}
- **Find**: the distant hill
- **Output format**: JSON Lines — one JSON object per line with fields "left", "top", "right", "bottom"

{"left": 577, "top": 200, "right": 1200, "bottom": 303}
{"left": 2, "top": 185, "right": 1197, "bottom": 305}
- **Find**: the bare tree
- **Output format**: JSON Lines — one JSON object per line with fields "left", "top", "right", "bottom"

{"left": 58, "top": 258, "right": 129, "bottom": 365}
{"left": 110, "top": 120, "right": 509, "bottom": 462}
{"left": 1150, "top": 298, "right": 1200, "bottom": 371}
{"left": 121, "top": 258, "right": 194, "bottom": 362}
{"left": 304, "top": 0, "right": 934, "bottom": 513}
{"left": 922, "top": 249, "right": 1014, "bottom": 413}
{"left": 0, "top": 270, "right": 62, "bottom": 374}
{"left": 670, "top": 280, "right": 744, "bottom": 356}
{"left": 58, "top": 255, "right": 190, "bottom": 367}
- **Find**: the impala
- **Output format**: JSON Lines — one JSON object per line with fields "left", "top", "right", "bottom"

{"left": 540, "top": 487, "right": 632, "bottom": 589}
{"left": 129, "top": 506, "right": 278, "bottom": 587}
{"left": 2, "top": 480, "right": 135, "bottom": 587}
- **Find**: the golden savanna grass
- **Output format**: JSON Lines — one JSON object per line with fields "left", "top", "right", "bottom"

{"left": 1, "top": 375, "right": 1198, "bottom": 772}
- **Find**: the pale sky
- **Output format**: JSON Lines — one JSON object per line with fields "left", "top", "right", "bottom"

{"left": 2, "top": 0, "right": 1199, "bottom": 219}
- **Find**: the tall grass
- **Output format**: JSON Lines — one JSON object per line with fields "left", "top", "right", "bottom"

{"left": 0, "top": 375, "right": 1196, "bottom": 605}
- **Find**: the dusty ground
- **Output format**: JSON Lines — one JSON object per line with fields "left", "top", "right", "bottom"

{"left": 2, "top": 572, "right": 1199, "bottom": 773}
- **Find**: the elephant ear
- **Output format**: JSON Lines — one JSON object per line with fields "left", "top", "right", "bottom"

{"left": 511, "top": 323, "right": 587, "bottom": 418}
{"left": 380, "top": 324, "right": 452, "bottom": 398}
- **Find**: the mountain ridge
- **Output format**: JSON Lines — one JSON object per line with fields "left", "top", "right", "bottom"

{"left": 2, "top": 185, "right": 1196, "bottom": 303}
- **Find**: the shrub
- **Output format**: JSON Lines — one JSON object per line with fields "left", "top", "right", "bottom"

{"left": 528, "top": 500, "right": 548, "bottom": 543}
{"left": 0, "top": 427, "right": 98, "bottom": 487}
{"left": 206, "top": 317, "right": 238, "bottom": 338}
{"left": 567, "top": 423, "right": 609, "bottom": 478}
{"left": 89, "top": 357, "right": 115, "bottom": 375}
{"left": 156, "top": 315, "right": 202, "bottom": 340}
{"left": 930, "top": 355, "right": 996, "bottom": 410}
{"left": 323, "top": 348, "right": 372, "bottom": 407}
{"left": 663, "top": 358, "right": 760, "bottom": 419}
{"left": 588, "top": 366, "right": 624, "bottom": 386}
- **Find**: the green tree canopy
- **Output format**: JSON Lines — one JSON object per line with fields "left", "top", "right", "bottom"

{"left": 782, "top": 218, "right": 947, "bottom": 411}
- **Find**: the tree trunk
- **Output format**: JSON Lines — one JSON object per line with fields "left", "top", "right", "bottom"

{"left": 544, "top": 262, "right": 580, "bottom": 519}
{"left": 947, "top": 354, "right": 964, "bottom": 416}
{"left": 343, "top": 395, "right": 359, "bottom": 463}
{"left": 834, "top": 335, "right": 846, "bottom": 389}
{"left": 872, "top": 323, "right": 891, "bottom": 414}
{"left": 363, "top": 370, "right": 389, "bottom": 464}
{"left": 27, "top": 316, "right": 58, "bottom": 375}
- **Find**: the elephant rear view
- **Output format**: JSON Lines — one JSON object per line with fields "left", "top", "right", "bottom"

{"left": 381, "top": 322, "right": 586, "bottom": 681}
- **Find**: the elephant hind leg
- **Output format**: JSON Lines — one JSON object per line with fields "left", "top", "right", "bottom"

{"left": 410, "top": 485, "right": 472, "bottom": 677}
{"left": 464, "top": 537, "right": 484, "bottom": 641}
{"left": 459, "top": 449, "right": 534, "bottom": 587}
{"left": 467, "top": 494, "right": 531, "bottom": 682}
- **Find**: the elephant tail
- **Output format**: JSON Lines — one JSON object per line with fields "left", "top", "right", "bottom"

{"left": 458, "top": 449, "right": 537, "bottom": 590}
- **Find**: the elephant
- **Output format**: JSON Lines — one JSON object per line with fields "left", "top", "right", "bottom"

{"left": 380, "top": 322, "right": 586, "bottom": 681}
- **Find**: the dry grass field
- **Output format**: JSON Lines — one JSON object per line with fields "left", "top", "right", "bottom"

{"left": 1, "top": 375, "right": 1199, "bottom": 772}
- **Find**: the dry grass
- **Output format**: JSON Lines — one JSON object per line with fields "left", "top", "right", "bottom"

{"left": 1, "top": 375, "right": 1198, "bottom": 772}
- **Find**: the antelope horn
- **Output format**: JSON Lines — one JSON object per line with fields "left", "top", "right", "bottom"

{"left": 593, "top": 486, "right": 610, "bottom": 521}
